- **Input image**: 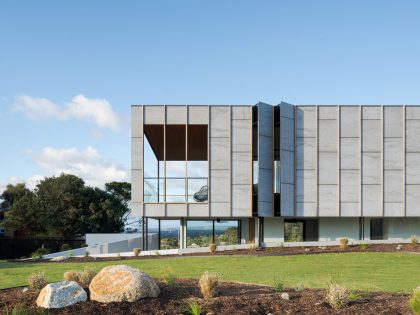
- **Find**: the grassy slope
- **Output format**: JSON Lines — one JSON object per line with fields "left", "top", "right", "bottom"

{"left": 1, "top": 252, "right": 419, "bottom": 292}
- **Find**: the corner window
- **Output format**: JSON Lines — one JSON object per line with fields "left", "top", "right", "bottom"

{"left": 143, "top": 124, "right": 208, "bottom": 203}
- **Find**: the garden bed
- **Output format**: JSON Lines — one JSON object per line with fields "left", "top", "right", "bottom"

{"left": 13, "top": 243, "right": 420, "bottom": 263}
{"left": 0, "top": 279, "right": 411, "bottom": 314}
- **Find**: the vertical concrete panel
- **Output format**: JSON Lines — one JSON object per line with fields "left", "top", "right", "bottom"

{"left": 210, "top": 106, "right": 231, "bottom": 217}
{"left": 143, "top": 106, "right": 165, "bottom": 124}
{"left": 188, "top": 106, "right": 209, "bottom": 124}
{"left": 279, "top": 102, "right": 295, "bottom": 217}
{"left": 384, "top": 107, "right": 403, "bottom": 137}
{"left": 406, "top": 185, "right": 420, "bottom": 216}
{"left": 258, "top": 103, "right": 273, "bottom": 217}
{"left": 131, "top": 106, "right": 143, "bottom": 212}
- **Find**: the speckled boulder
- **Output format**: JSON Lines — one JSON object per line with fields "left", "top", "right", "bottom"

{"left": 36, "top": 281, "right": 87, "bottom": 308}
{"left": 89, "top": 265, "right": 160, "bottom": 303}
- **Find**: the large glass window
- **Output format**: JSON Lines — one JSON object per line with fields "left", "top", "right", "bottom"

{"left": 186, "top": 220, "right": 213, "bottom": 248}
{"left": 160, "top": 220, "right": 180, "bottom": 249}
{"left": 215, "top": 220, "right": 239, "bottom": 245}
{"left": 143, "top": 124, "right": 208, "bottom": 203}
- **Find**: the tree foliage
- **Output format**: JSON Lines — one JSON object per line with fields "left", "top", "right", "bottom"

{"left": 1, "top": 174, "right": 131, "bottom": 237}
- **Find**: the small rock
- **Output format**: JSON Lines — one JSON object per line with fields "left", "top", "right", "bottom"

{"left": 89, "top": 265, "right": 160, "bottom": 303}
{"left": 396, "top": 244, "right": 403, "bottom": 250}
{"left": 36, "top": 281, "right": 87, "bottom": 309}
{"left": 281, "top": 292, "right": 290, "bottom": 300}
{"left": 51, "top": 256, "right": 68, "bottom": 262}
{"left": 22, "top": 287, "right": 28, "bottom": 293}
{"left": 304, "top": 248, "right": 310, "bottom": 252}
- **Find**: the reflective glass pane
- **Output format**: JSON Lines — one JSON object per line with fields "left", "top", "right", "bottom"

{"left": 187, "top": 178, "right": 208, "bottom": 202}
{"left": 166, "top": 161, "right": 186, "bottom": 178}
{"left": 144, "top": 178, "right": 158, "bottom": 202}
{"left": 187, "top": 161, "right": 208, "bottom": 177}
{"left": 160, "top": 220, "right": 180, "bottom": 249}
{"left": 274, "top": 160, "right": 281, "bottom": 193}
{"left": 215, "top": 220, "right": 239, "bottom": 245}
{"left": 186, "top": 220, "right": 213, "bottom": 248}
{"left": 166, "top": 178, "right": 185, "bottom": 202}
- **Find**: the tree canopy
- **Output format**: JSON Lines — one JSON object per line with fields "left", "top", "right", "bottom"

{"left": 0, "top": 174, "right": 131, "bottom": 238}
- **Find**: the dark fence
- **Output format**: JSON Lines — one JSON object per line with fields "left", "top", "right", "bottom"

{"left": 0, "top": 238, "right": 85, "bottom": 259}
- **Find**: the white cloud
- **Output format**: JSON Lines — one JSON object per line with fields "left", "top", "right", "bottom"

{"left": 13, "top": 94, "right": 121, "bottom": 131}
{"left": 27, "top": 146, "right": 129, "bottom": 188}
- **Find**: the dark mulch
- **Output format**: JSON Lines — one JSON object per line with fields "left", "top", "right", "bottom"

{"left": 0, "top": 280, "right": 411, "bottom": 315}
{"left": 13, "top": 243, "right": 420, "bottom": 264}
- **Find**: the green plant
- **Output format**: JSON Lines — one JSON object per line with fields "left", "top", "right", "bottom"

{"left": 133, "top": 248, "right": 141, "bottom": 257}
{"left": 325, "top": 283, "right": 349, "bottom": 310}
{"left": 209, "top": 243, "right": 217, "bottom": 254}
{"left": 60, "top": 243, "right": 71, "bottom": 252}
{"left": 409, "top": 287, "right": 420, "bottom": 315}
{"left": 28, "top": 271, "right": 47, "bottom": 291}
{"left": 339, "top": 237, "right": 349, "bottom": 250}
{"left": 411, "top": 235, "right": 418, "bottom": 245}
{"left": 199, "top": 271, "right": 219, "bottom": 299}
{"left": 155, "top": 251, "right": 161, "bottom": 256}
{"left": 348, "top": 291, "right": 361, "bottom": 301}
{"left": 31, "top": 247, "right": 49, "bottom": 259}
{"left": 81, "top": 243, "right": 88, "bottom": 248}
{"left": 183, "top": 299, "right": 202, "bottom": 315}
{"left": 359, "top": 243, "right": 371, "bottom": 250}
{"left": 3, "top": 302, "right": 30, "bottom": 315}
{"left": 161, "top": 267, "right": 178, "bottom": 288}
{"left": 272, "top": 277, "right": 285, "bottom": 292}
{"left": 67, "top": 251, "right": 75, "bottom": 257}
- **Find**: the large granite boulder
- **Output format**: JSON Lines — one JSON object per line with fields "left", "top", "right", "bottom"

{"left": 89, "top": 265, "right": 160, "bottom": 303}
{"left": 36, "top": 281, "right": 87, "bottom": 308}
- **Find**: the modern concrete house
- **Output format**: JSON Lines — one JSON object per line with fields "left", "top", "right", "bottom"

{"left": 131, "top": 103, "right": 420, "bottom": 250}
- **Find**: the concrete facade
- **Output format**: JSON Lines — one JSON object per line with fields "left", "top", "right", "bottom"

{"left": 132, "top": 103, "right": 420, "bottom": 248}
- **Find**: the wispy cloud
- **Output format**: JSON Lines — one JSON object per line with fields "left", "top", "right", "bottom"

{"left": 13, "top": 94, "right": 121, "bottom": 131}
{"left": 26, "top": 146, "right": 129, "bottom": 188}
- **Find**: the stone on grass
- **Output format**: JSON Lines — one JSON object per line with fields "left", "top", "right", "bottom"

{"left": 281, "top": 292, "right": 290, "bottom": 300}
{"left": 36, "top": 281, "right": 87, "bottom": 309}
{"left": 89, "top": 265, "right": 160, "bottom": 303}
{"left": 51, "top": 256, "right": 68, "bottom": 262}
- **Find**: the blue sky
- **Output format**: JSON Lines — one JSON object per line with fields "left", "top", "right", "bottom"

{"left": 1, "top": 1, "right": 420, "bottom": 191}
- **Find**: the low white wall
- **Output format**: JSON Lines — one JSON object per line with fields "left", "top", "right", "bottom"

{"left": 264, "top": 217, "right": 284, "bottom": 243}
{"left": 319, "top": 218, "right": 359, "bottom": 241}
{"left": 86, "top": 233, "right": 142, "bottom": 246}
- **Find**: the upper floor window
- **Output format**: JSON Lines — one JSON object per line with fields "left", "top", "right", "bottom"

{"left": 144, "top": 124, "right": 208, "bottom": 203}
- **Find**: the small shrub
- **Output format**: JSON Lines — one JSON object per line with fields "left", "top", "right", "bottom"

{"left": 31, "top": 247, "right": 49, "bottom": 259}
{"left": 161, "top": 267, "right": 178, "bottom": 288}
{"left": 84, "top": 250, "right": 90, "bottom": 257}
{"left": 81, "top": 243, "right": 88, "bottom": 248}
{"left": 133, "top": 247, "right": 141, "bottom": 257}
{"left": 359, "top": 243, "right": 371, "bottom": 250}
{"left": 28, "top": 271, "right": 47, "bottom": 291}
{"left": 155, "top": 251, "right": 161, "bottom": 256}
{"left": 295, "top": 282, "right": 305, "bottom": 292}
{"left": 60, "top": 243, "right": 71, "bottom": 252}
{"left": 78, "top": 267, "right": 97, "bottom": 286}
{"left": 249, "top": 243, "right": 258, "bottom": 252}
{"left": 208, "top": 243, "right": 217, "bottom": 254}
{"left": 409, "top": 287, "right": 420, "bottom": 315}
{"left": 325, "top": 283, "right": 349, "bottom": 310}
{"left": 63, "top": 270, "right": 80, "bottom": 282}
{"left": 198, "top": 271, "right": 219, "bottom": 299}
{"left": 183, "top": 299, "right": 202, "bottom": 315}
{"left": 411, "top": 235, "right": 418, "bottom": 245}
{"left": 339, "top": 237, "right": 349, "bottom": 250}
{"left": 67, "top": 251, "right": 75, "bottom": 257}
{"left": 272, "top": 277, "right": 285, "bottom": 292}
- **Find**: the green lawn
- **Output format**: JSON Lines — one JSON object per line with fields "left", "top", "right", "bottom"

{"left": 1, "top": 252, "right": 419, "bottom": 292}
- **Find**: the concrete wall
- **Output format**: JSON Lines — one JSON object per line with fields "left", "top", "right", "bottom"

{"left": 86, "top": 233, "right": 142, "bottom": 246}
